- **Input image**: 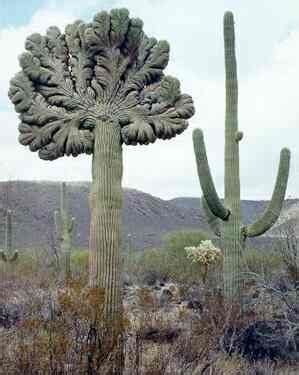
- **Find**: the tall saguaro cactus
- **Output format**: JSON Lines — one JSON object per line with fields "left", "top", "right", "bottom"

{"left": 0, "top": 210, "right": 18, "bottom": 263}
{"left": 193, "top": 12, "right": 290, "bottom": 302}
{"left": 54, "top": 182, "right": 74, "bottom": 279}
{"left": 8, "top": 8, "right": 194, "bottom": 368}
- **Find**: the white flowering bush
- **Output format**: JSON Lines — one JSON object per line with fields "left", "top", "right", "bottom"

{"left": 185, "top": 240, "right": 222, "bottom": 266}
{"left": 185, "top": 240, "right": 222, "bottom": 283}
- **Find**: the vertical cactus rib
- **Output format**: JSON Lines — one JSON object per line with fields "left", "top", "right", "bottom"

{"left": 245, "top": 148, "right": 291, "bottom": 237}
{"left": 0, "top": 251, "right": 7, "bottom": 262}
{"left": 89, "top": 120, "right": 123, "bottom": 323}
{"left": 222, "top": 11, "right": 243, "bottom": 302}
{"left": 201, "top": 196, "right": 221, "bottom": 237}
{"left": 193, "top": 128, "right": 230, "bottom": 220}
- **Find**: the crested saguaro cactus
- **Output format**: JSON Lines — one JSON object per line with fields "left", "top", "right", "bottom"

{"left": 54, "top": 182, "right": 74, "bottom": 279}
{"left": 193, "top": 12, "right": 290, "bottom": 302}
{"left": 8, "top": 7, "right": 194, "bottom": 360}
{"left": 0, "top": 210, "right": 18, "bottom": 263}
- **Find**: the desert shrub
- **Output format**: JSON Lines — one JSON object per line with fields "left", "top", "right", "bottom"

{"left": 133, "top": 230, "right": 209, "bottom": 285}
{"left": 0, "top": 248, "right": 54, "bottom": 281}
{"left": 275, "top": 224, "right": 299, "bottom": 286}
{"left": 163, "top": 230, "right": 209, "bottom": 251}
{"left": 0, "top": 278, "right": 123, "bottom": 374}
{"left": 131, "top": 248, "right": 169, "bottom": 285}
{"left": 70, "top": 249, "right": 89, "bottom": 277}
{"left": 242, "top": 248, "right": 282, "bottom": 280}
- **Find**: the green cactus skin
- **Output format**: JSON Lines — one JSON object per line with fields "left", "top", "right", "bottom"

{"left": 0, "top": 210, "right": 18, "bottom": 263}
{"left": 89, "top": 121, "right": 123, "bottom": 321}
{"left": 193, "top": 11, "right": 290, "bottom": 303}
{"left": 194, "top": 129, "right": 230, "bottom": 221}
{"left": 55, "top": 182, "right": 74, "bottom": 279}
{"left": 201, "top": 196, "right": 221, "bottom": 237}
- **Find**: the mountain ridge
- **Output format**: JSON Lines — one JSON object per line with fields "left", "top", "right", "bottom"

{"left": 0, "top": 181, "right": 296, "bottom": 252}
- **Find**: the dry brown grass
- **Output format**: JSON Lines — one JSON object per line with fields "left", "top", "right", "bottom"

{"left": 1, "top": 252, "right": 299, "bottom": 374}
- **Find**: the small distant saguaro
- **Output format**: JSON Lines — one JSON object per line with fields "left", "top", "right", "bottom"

{"left": 193, "top": 12, "right": 290, "bottom": 303}
{"left": 8, "top": 8, "right": 194, "bottom": 372}
{"left": 0, "top": 210, "right": 18, "bottom": 263}
{"left": 54, "top": 182, "right": 74, "bottom": 279}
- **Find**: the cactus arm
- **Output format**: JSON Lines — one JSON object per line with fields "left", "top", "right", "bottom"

{"left": 193, "top": 128, "right": 230, "bottom": 221}
{"left": 9, "top": 250, "right": 18, "bottom": 263}
{"left": 68, "top": 217, "right": 75, "bottom": 233}
{"left": 54, "top": 210, "right": 62, "bottom": 241}
{"left": 245, "top": 148, "right": 291, "bottom": 238}
{"left": 0, "top": 250, "right": 7, "bottom": 262}
{"left": 201, "top": 196, "right": 221, "bottom": 237}
{"left": 5, "top": 209, "right": 12, "bottom": 253}
{"left": 0, "top": 250, "right": 18, "bottom": 263}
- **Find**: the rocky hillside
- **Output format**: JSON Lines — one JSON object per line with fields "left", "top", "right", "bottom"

{"left": 0, "top": 181, "right": 296, "bottom": 252}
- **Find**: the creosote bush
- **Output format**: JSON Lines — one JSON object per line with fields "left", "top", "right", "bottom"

{"left": 132, "top": 230, "right": 209, "bottom": 284}
{"left": 70, "top": 248, "right": 89, "bottom": 279}
{"left": 242, "top": 248, "right": 283, "bottom": 281}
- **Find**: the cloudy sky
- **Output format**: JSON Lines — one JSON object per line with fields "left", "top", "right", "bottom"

{"left": 1, "top": 0, "right": 299, "bottom": 200}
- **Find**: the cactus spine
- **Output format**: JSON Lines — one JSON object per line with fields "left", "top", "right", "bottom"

{"left": 193, "top": 12, "right": 290, "bottom": 302}
{"left": 55, "top": 182, "right": 74, "bottom": 279}
{"left": 0, "top": 209, "right": 18, "bottom": 263}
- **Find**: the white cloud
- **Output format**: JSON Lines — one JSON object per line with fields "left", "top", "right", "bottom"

{"left": 0, "top": 8, "right": 75, "bottom": 107}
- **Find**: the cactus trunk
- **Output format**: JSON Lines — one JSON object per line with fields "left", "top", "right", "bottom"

{"left": 223, "top": 12, "right": 242, "bottom": 301}
{"left": 89, "top": 119, "right": 123, "bottom": 369}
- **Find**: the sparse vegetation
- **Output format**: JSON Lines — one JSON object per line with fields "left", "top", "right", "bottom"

{"left": 1, "top": 226, "right": 299, "bottom": 373}
{"left": 131, "top": 230, "right": 209, "bottom": 285}
{"left": 242, "top": 248, "right": 282, "bottom": 281}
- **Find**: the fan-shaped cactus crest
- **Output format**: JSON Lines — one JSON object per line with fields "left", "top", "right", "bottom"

{"left": 8, "top": 8, "right": 194, "bottom": 371}
{"left": 9, "top": 8, "right": 194, "bottom": 157}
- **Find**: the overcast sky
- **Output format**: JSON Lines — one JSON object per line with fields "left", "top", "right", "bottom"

{"left": 1, "top": 0, "right": 299, "bottom": 200}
